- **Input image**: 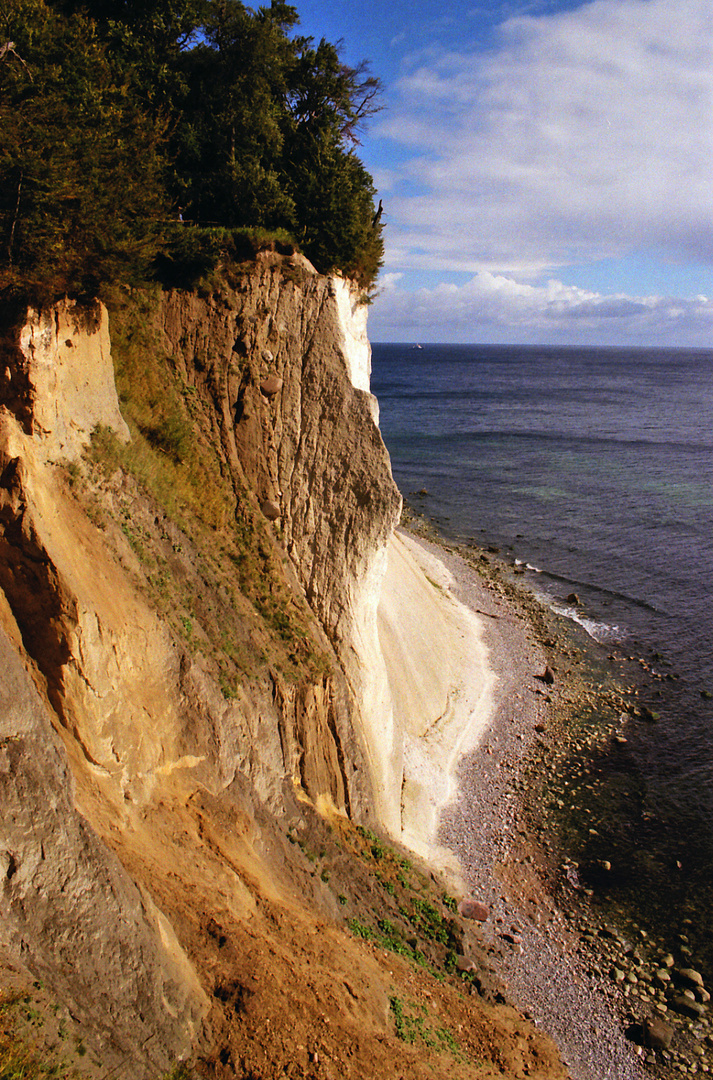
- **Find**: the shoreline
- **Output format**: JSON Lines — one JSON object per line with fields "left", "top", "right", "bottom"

{"left": 401, "top": 520, "right": 711, "bottom": 1080}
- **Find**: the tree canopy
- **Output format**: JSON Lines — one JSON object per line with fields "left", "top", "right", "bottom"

{"left": 0, "top": 0, "right": 384, "bottom": 301}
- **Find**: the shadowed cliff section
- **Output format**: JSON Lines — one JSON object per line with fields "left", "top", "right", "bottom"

{"left": 0, "top": 257, "right": 568, "bottom": 1080}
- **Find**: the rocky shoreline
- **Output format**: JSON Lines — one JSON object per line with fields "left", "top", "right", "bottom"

{"left": 403, "top": 518, "right": 711, "bottom": 1080}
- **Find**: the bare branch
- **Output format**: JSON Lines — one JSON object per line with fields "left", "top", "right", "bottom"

{"left": 0, "top": 40, "right": 33, "bottom": 80}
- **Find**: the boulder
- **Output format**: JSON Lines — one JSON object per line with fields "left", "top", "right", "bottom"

{"left": 458, "top": 899, "right": 489, "bottom": 922}
{"left": 670, "top": 994, "right": 705, "bottom": 1019}
{"left": 538, "top": 665, "right": 555, "bottom": 685}
{"left": 643, "top": 1016, "right": 674, "bottom": 1050}
{"left": 677, "top": 967, "right": 704, "bottom": 988}
{"left": 260, "top": 499, "right": 281, "bottom": 521}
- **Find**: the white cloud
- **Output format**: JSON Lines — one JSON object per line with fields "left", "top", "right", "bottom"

{"left": 377, "top": 0, "right": 713, "bottom": 275}
{"left": 378, "top": 272, "right": 404, "bottom": 291}
{"left": 369, "top": 271, "right": 713, "bottom": 345}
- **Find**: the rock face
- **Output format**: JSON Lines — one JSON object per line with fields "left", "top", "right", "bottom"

{"left": 156, "top": 255, "right": 402, "bottom": 819}
{"left": 0, "top": 256, "right": 404, "bottom": 1070}
{"left": 0, "top": 257, "right": 553, "bottom": 1079}
{"left": 0, "top": 594, "right": 207, "bottom": 1075}
{"left": 0, "top": 298, "right": 130, "bottom": 461}
{"left": 156, "top": 257, "right": 400, "bottom": 656}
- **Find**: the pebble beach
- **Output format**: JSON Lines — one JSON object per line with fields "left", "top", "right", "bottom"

{"left": 404, "top": 524, "right": 712, "bottom": 1080}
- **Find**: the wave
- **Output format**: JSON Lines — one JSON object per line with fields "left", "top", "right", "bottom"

{"left": 415, "top": 428, "right": 713, "bottom": 454}
{"left": 526, "top": 566, "right": 664, "bottom": 617}
{"left": 551, "top": 601, "right": 624, "bottom": 645}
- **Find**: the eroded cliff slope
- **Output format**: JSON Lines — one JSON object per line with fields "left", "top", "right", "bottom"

{"left": 0, "top": 255, "right": 567, "bottom": 1080}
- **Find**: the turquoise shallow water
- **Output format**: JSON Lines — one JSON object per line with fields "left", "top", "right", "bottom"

{"left": 371, "top": 342, "right": 713, "bottom": 828}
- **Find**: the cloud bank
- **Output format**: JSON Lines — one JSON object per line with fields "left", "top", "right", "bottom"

{"left": 369, "top": 0, "right": 713, "bottom": 342}
{"left": 377, "top": 0, "right": 713, "bottom": 277}
{"left": 369, "top": 271, "right": 713, "bottom": 345}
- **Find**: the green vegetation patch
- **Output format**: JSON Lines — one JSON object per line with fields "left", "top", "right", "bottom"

{"left": 0, "top": 989, "right": 78, "bottom": 1080}
{"left": 389, "top": 996, "right": 466, "bottom": 1061}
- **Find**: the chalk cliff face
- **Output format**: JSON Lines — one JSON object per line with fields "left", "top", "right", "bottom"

{"left": 155, "top": 258, "right": 400, "bottom": 655}
{"left": 0, "top": 299, "right": 130, "bottom": 460}
{"left": 0, "top": 258, "right": 569, "bottom": 1080}
{"left": 154, "top": 255, "right": 403, "bottom": 820}
{"left": 0, "top": 301, "right": 209, "bottom": 1073}
{"left": 0, "top": 255, "right": 401, "bottom": 1070}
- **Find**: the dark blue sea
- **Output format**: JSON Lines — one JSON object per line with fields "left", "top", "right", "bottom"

{"left": 371, "top": 342, "right": 713, "bottom": 847}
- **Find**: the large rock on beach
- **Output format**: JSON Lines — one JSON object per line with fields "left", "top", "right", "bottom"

{"left": 538, "top": 665, "right": 555, "bottom": 685}
{"left": 643, "top": 1016, "right": 674, "bottom": 1050}
{"left": 677, "top": 967, "right": 704, "bottom": 988}
{"left": 458, "top": 899, "right": 489, "bottom": 922}
{"left": 670, "top": 994, "right": 705, "bottom": 1019}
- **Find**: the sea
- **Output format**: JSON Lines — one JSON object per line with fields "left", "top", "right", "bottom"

{"left": 371, "top": 342, "right": 713, "bottom": 951}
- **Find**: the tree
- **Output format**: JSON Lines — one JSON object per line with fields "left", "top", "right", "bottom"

{"left": 281, "top": 35, "right": 383, "bottom": 282}
{"left": 0, "top": 0, "right": 385, "bottom": 298}
{"left": 0, "top": 0, "right": 167, "bottom": 299}
{"left": 286, "top": 36, "right": 382, "bottom": 147}
{"left": 170, "top": 0, "right": 299, "bottom": 228}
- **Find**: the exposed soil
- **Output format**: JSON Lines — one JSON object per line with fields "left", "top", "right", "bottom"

{"left": 0, "top": 780, "right": 569, "bottom": 1080}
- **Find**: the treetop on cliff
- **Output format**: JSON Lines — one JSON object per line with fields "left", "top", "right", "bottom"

{"left": 0, "top": 0, "right": 384, "bottom": 301}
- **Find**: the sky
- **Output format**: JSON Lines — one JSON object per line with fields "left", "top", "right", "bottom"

{"left": 293, "top": 0, "right": 713, "bottom": 346}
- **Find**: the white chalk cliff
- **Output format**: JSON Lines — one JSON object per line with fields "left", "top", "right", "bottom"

{"left": 0, "top": 254, "right": 497, "bottom": 1073}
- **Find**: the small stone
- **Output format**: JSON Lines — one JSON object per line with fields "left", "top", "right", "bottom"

{"left": 260, "top": 499, "right": 281, "bottom": 520}
{"left": 260, "top": 374, "right": 283, "bottom": 396}
{"left": 662, "top": 954, "right": 675, "bottom": 968}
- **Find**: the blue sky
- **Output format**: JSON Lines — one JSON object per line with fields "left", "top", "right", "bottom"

{"left": 294, "top": 0, "right": 713, "bottom": 346}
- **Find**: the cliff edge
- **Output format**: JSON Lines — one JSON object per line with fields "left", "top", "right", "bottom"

{"left": 0, "top": 257, "right": 567, "bottom": 1079}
